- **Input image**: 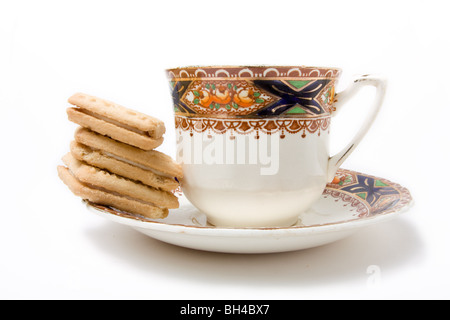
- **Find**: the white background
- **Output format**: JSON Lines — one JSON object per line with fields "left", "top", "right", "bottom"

{"left": 1, "top": 0, "right": 448, "bottom": 300}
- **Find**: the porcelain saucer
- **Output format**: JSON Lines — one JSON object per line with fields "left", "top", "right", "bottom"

{"left": 86, "top": 169, "right": 413, "bottom": 254}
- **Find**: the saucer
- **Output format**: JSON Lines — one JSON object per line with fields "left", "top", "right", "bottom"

{"left": 86, "top": 169, "right": 413, "bottom": 254}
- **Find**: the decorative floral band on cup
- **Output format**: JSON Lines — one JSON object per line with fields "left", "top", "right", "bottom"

{"left": 167, "top": 66, "right": 339, "bottom": 119}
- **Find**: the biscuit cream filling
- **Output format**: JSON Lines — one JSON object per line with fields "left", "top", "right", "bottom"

{"left": 101, "top": 151, "right": 175, "bottom": 179}
{"left": 77, "top": 108, "right": 158, "bottom": 138}
{"left": 68, "top": 167, "right": 162, "bottom": 208}
{"left": 79, "top": 144, "right": 175, "bottom": 179}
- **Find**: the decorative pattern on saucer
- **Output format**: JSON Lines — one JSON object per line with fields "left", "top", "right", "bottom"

{"left": 325, "top": 169, "right": 412, "bottom": 217}
{"left": 167, "top": 66, "right": 340, "bottom": 138}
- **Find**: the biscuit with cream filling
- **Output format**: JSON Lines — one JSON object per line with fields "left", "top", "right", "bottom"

{"left": 70, "top": 141, "right": 179, "bottom": 192}
{"left": 74, "top": 127, "right": 183, "bottom": 179}
{"left": 67, "top": 93, "right": 165, "bottom": 150}
{"left": 62, "top": 153, "right": 179, "bottom": 209}
{"left": 57, "top": 166, "right": 169, "bottom": 219}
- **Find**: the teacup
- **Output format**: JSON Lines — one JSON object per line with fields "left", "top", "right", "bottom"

{"left": 166, "top": 66, "right": 386, "bottom": 227}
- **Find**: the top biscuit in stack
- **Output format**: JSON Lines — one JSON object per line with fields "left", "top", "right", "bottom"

{"left": 59, "top": 93, "right": 182, "bottom": 219}
{"left": 67, "top": 92, "right": 165, "bottom": 150}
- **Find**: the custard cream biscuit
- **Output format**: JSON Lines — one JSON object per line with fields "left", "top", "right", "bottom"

{"left": 70, "top": 141, "right": 179, "bottom": 192}
{"left": 62, "top": 153, "right": 179, "bottom": 209}
{"left": 74, "top": 127, "right": 183, "bottom": 179}
{"left": 67, "top": 93, "right": 165, "bottom": 150}
{"left": 57, "top": 166, "right": 169, "bottom": 219}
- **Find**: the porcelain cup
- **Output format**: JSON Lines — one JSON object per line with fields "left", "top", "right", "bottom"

{"left": 166, "top": 66, "right": 386, "bottom": 227}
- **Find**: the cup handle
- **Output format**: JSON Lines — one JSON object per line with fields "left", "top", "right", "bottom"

{"left": 327, "top": 74, "right": 387, "bottom": 182}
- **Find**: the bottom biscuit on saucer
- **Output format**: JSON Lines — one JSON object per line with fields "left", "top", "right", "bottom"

{"left": 58, "top": 166, "right": 168, "bottom": 218}
{"left": 57, "top": 154, "right": 174, "bottom": 219}
{"left": 62, "top": 152, "right": 179, "bottom": 208}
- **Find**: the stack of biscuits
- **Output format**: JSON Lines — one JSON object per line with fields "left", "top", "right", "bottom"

{"left": 57, "top": 93, "right": 183, "bottom": 219}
